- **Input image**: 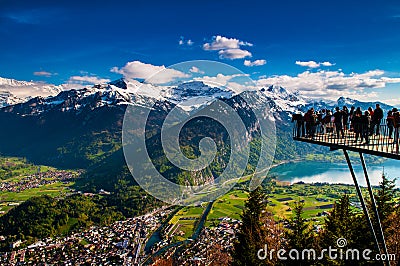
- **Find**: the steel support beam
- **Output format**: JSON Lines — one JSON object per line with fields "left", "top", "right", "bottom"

{"left": 343, "top": 149, "right": 384, "bottom": 265}
{"left": 359, "top": 152, "right": 390, "bottom": 266}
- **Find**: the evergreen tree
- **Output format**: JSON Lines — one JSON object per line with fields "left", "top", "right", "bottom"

{"left": 319, "top": 194, "right": 375, "bottom": 265}
{"left": 373, "top": 173, "right": 399, "bottom": 265}
{"left": 375, "top": 173, "right": 397, "bottom": 226}
{"left": 318, "top": 194, "right": 373, "bottom": 266}
{"left": 284, "top": 201, "right": 314, "bottom": 265}
{"left": 232, "top": 187, "right": 279, "bottom": 266}
{"left": 320, "top": 195, "right": 354, "bottom": 247}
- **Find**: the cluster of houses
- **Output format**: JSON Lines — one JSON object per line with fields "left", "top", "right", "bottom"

{"left": 176, "top": 218, "right": 239, "bottom": 264}
{"left": 0, "top": 209, "right": 171, "bottom": 265}
{"left": 150, "top": 217, "right": 239, "bottom": 265}
{"left": 0, "top": 170, "right": 79, "bottom": 192}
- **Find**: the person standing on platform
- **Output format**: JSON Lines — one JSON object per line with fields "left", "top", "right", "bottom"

{"left": 387, "top": 110, "right": 394, "bottom": 139}
{"left": 333, "top": 107, "right": 344, "bottom": 138}
{"left": 323, "top": 109, "right": 332, "bottom": 134}
{"left": 342, "top": 106, "right": 349, "bottom": 131}
{"left": 353, "top": 108, "right": 362, "bottom": 142}
{"left": 361, "top": 111, "right": 371, "bottom": 144}
{"left": 304, "top": 109, "right": 311, "bottom": 137}
{"left": 372, "top": 103, "right": 384, "bottom": 135}
{"left": 319, "top": 109, "right": 326, "bottom": 133}
{"left": 368, "top": 107, "right": 374, "bottom": 118}
{"left": 292, "top": 113, "right": 305, "bottom": 138}
{"left": 310, "top": 110, "right": 318, "bottom": 138}
{"left": 392, "top": 108, "right": 400, "bottom": 152}
{"left": 349, "top": 106, "right": 355, "bottom": 131}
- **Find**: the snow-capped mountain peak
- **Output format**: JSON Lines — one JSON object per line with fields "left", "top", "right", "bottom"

{"left": 257, "top": 85, "right": 306, "bottom": 114}
{"left": 337, "top": 96, "right": 356, "bottom": 107}
{"left": 0, "top": 77, "right": 64, "bottom": 107}
{"left": 108, "top": 78, "right": 128, "bottom": 90}
{"left": 262, "top": 85, "right": 301, "bottom": 102}
{"left": 0, "top": 77, "right": 35, "bottom": 87}
{"left": 0, "top": 91, "right": 24, "bottom": 108}
{"left": 168, "top": 81, "right": 233, "bottom": 102}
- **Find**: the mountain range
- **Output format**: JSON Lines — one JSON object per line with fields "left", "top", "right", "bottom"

{"left": 0, "top": 77, "right": 395, "bottom": 191}
{"left": 0, "top": 76, "right": 394, "bottom": 116}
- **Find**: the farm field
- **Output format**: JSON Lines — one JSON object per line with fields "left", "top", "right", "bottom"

{"left": 168, "top": 181, "right": 393, "bottom": 241}
{"left": 167, "top": 206, "right": 204, "bottom": 242}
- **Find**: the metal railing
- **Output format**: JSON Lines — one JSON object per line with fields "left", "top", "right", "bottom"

{"left": 292, "top": 121, "right": 400, "bottom": 156}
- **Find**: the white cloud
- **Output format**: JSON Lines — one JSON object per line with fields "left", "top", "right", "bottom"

{"left": 203, "top": 35, "right": 252, "bottom": 50}
{"left": 256, "top": 69, "right": 400, "bottom": 100}
{"left": 33, "top": 71, "right": 54, "bottom": 77}
{"left": 244, "top": 59, "right": 267, "bottom": 67}
{"left": 111, "top": 61, "right": 190, "bottom": 84}
{"left": 354, "top": 69, "right": 385, "bottom": 78}
{"left": 381, "top": 77, "right": 400, "bottom": 83}
{"left": 68, "top": 75, "right": 111, "bottom": 85}
{"left": 189, "top": 66, "right": 205, "bottom": 74}
{"left": 194, "top": 73, "right": 239, "bottom": 85}
{"left": 321, "top": 61, "right": 335, "bottom": 67}
{"left": 203, "top": 35, "right": 253, "bottom": 60}
{"left": 60, "top": 83, "right": 86, "bottom": 90}
{"left": 295, "top": 61, "right": 320, "bottom": 68}
{"left": 219, "top": 49, "right": 252, "bottom": 59}
{"left": 295, "top": 60, "right": 335, "bottom": 68}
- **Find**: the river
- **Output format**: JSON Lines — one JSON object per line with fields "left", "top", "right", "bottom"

{"left": 268, "top": 159, "right": 400, "bottom": 187}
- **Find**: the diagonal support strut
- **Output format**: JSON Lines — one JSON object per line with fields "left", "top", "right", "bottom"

{"left": 359, "top": 152, "right": 390, "bottom": 266}
{"left": 343, "top": 149, "right": 385, "bottom": 265}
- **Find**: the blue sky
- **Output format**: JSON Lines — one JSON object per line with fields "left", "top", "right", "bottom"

{"left": 1, "top": 0, "right": 400, "bottom": 103}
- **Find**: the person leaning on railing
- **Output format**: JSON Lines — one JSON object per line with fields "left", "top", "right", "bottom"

{"left": 387, "top": 110, "right": 394, "bottom": 139}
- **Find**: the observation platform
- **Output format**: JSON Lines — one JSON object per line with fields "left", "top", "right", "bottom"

{"left": 292, "top": 121, "right": 398, "bottom": 265}
{"left": 292, "top": 123, "right": 400, "bottom": 160}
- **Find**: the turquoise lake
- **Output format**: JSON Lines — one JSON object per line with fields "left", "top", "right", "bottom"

{"left": 268, "top": 159, "right": 400, "bottom": 187}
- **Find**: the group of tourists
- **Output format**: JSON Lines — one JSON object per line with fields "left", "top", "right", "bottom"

{"left": 292, "top": 104, "right": 400, "bottom": 144}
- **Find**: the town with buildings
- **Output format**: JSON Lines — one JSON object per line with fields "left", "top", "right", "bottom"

{"left": 0, "top": 209, "right": 172, "bottom": 265}
{"left": 0, "top": 199, "right": 243, "bottom": 266}
{"left": 0, "top": 170, "right": 80, "bottom": 193}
